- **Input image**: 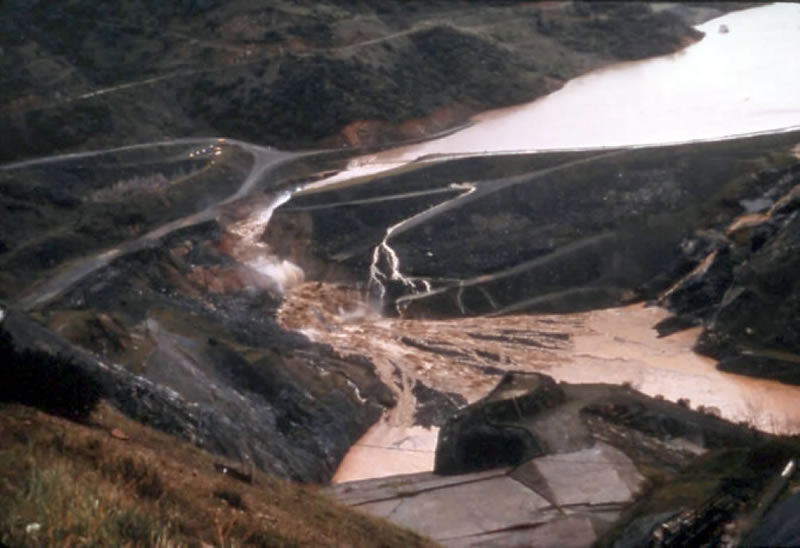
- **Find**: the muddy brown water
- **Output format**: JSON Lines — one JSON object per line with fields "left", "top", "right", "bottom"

{"left": 277, "top": 285, "right": 800, "bottom": 483}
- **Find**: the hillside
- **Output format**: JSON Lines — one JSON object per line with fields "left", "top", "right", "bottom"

{"left": 0, "top": 1, "right": 735, "bottom": 161}
{"left": 0, "top": 401, "right": 433, "bottom": 547}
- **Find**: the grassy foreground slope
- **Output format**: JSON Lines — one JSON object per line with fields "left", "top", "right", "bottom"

{"left": 0, "top": 402, "right": 434, "bottom": 547}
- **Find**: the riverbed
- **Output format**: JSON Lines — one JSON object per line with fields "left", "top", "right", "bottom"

{"left": 277, "top": 287, "right": 800, "bottom": 482}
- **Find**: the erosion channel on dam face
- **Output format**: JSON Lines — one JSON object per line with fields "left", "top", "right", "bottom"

{"left": 271, "top": 128, "right": 800, "bottom": 482}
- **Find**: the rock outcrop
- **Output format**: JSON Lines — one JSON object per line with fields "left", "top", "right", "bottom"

{"left": 3, "top": 295, "right": 393, "bottom": 484}
{"left": 659, "top": 161, "right": 800, "bottom": 383}
{"left": 435, "top": 373, "right": 564, "bottom": 475}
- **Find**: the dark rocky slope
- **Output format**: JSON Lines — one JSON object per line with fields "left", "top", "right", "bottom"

{"left": 1, "top": 216, "right": 395, "bottom": 482}
{"left": 659, "top": 161, "right": 800, "bottom": 383}
{"left": 0, "top": 142, "right": 392, "bottom": 483}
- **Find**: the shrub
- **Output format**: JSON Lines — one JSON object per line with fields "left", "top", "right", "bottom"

{"left": 106, "top": 456, "right": 165, "bottom": 500}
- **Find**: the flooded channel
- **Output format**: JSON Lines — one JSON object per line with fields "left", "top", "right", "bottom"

{"left": 278, "top": 286, "right": 800, "bottom": 483}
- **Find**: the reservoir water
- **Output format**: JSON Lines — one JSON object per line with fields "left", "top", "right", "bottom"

{"left": 327, "top": 3, "right": 800, "bottom": 183}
